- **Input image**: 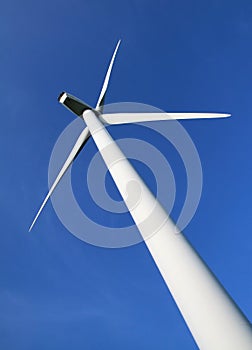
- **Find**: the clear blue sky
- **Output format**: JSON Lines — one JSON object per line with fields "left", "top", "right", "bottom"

{"left": 1, "top": 0, "right": 252, "bottom": 349}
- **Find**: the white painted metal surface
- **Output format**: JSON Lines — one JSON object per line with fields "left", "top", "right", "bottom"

{"left": 30, "top": 40, "right": 252, "bottom": 349}
{"left": 101, "top": 112, "right": 230, "bottom": 125}
{"left": 83, "top": 108, "right": 252, "bottom": 350}
{"left": 96, "top": 40, "right": 121, "bottom": 109}
{"left": 29, "top": 127, "right": 90, "bottom": 231}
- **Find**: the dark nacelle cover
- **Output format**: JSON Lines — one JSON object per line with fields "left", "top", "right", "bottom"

{"left": 58, "top": 92, "right": 92, "bottom": 117}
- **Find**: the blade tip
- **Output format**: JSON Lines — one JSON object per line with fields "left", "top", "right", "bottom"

{"left": 28, "top": 223, "right": 34, "bottom": 232}
{"left": 29, "top": 215, "right": 39, "bottom": 232}
{"left": 220, "top": 113, "right": 231, "bottom": 118}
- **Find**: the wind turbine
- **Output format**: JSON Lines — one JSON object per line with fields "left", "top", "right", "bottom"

{"left": 29, "top": 41, "right": 252, "bottom": 349}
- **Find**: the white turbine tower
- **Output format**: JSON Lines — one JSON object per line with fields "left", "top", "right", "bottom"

{"left": 30, "top": 41, "right": 252, "bottom": 349}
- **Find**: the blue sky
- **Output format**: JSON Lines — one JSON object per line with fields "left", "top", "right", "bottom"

{"left": 1, "top": 0, "right": 252, "bottom": 349}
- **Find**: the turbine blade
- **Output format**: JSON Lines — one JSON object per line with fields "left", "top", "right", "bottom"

{"left": 100, "top": 112, "right": 231, "bottom": 125}
{"left": 29, "top": 127, "right": 90, "bottom": 231}
{"left": 96, "top": 40, "right": 121, "bottom": 110}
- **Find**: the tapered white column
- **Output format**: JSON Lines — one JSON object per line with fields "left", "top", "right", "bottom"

{"left": 83, "top": 110, "right": 252, "bottom": 350}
